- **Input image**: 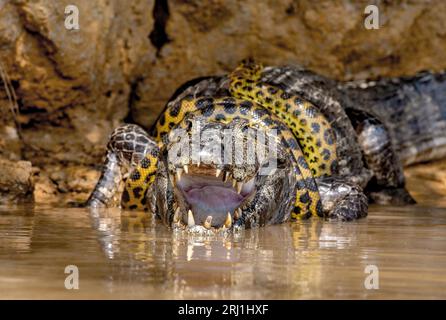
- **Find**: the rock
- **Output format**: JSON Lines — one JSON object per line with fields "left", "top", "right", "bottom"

{"left": 0, "top": 0, "right": 155, "bottom": 167}
{"left": 33, "top": 173, "right": 58, "bottom": 204}
{"left": 0, "top": 65, "right": 22, "bottom": 161}
{"left": 48, "top": 165, "right": 100, "bottom": 194}
{"left": 0, "top": 158, "right": 34, "bottom": 203}
{"left": 35, "top": 165, "right": 101, "bottom": 205}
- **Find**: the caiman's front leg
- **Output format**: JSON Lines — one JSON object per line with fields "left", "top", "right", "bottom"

{"left": 86, "top": 124, "right": 159, "bottom": 210}
{"left": 316, "top": 176, "right": 368, "bottom": 221}
{"left": 346, "top": 108, "right": 415, "bottom": 205}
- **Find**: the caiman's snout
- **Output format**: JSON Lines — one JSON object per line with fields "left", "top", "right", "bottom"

{"left": 163, "top": 115, "right": 271, "bottom": 233}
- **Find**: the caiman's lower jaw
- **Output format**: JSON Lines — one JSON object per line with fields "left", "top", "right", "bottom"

{"left": 170, "top": 164, "right": 256, "bottom": 233}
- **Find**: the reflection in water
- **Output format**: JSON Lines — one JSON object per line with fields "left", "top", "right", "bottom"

{"left": 0, "top": 204, "right": 446, "bottom": 299}
{"left": 0, "top": 205, "right": 35, "bottom": 253}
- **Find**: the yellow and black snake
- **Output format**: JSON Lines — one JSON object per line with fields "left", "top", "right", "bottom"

{"left": 87, "top": 58, "right": 430, "bottom": 232}
{"left": 121, "top": 60, "right": 337, "bottom": 220}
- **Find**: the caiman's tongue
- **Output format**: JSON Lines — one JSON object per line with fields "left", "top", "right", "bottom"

{"left": 175, "top": 170, "right": 255, "bottom": 228}
{"left": 185, "top": 185, "right": 245, "bottom": 226}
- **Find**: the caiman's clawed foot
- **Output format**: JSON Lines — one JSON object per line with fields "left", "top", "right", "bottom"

{"left": 316, "top": 176, "right": 368, "bottom": 221}
{"left": 329, "top": 192, "right": 368, "bottom": 221}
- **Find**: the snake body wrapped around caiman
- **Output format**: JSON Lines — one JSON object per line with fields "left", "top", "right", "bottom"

{"left": 87, "top": 60, "right": 446, "bottom": 233}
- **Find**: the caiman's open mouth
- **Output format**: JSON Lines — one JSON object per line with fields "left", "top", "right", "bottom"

{"left": 170, "top": 164, "right": 256, "bottom": 232}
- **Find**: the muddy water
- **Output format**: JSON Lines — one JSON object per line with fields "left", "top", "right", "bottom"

{"left": 0, "top": 204, "right": 445, "bottom": 299}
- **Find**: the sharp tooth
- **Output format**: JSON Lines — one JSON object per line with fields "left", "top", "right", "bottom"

{"left": 235, "top": 208, "right": 242, "bottom": 220}
{"left": 173, "top": 207, "right": 181, "bottom": 223}
{"left": 224, "top": 212, "right": 232, "bottom": 228}
{"left": 187, "top": 210, "right": 195, "bottom": 227}
{"left": 204, "top": 216, "right": 212, "bottom": 229}
{"left": 215, "top": 169, "right": 222, "bottom": 178}
{"left": 176, "top": 168, "right": 183, "bottom": 181}
{"left": 183, "top": 165, "right": 189, "bottom": 174}
{"left": 236, "top": 181, "right": 243, "bottom": 194}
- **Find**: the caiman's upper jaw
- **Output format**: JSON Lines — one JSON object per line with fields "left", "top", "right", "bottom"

{"left": 169, "top": 164, "right": 256, "bottom": 233}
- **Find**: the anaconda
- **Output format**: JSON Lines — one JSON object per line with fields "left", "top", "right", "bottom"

{"left": 87, "top": 59, "right": 446, "bottom": 233}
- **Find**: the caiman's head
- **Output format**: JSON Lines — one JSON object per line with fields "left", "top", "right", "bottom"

{"left": 154, "top": 112, "right": 297, "bottom": 234}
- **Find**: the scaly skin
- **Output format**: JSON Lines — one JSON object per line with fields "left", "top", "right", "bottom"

{"left": 122, "top": 149, "right": 159, "bottom": 210}
{"left": 155, "top": 61, "right": 336, "bottom": 219}
{"left": 170, "top": 97, "right": 323, "bottom": 219}
{"left": 229, "top": 60, "right": 338, "bottom": 178}
{"left": 86, "top": 60, "right": 367, "bottom": 231}
{"left": 122, "top": 95, "right": 323, "bottom": 218}
{"left": 88, "top": 59, "right": 445, "bottom": 232}
{"left": 118, "top": 61, "right": 336, "bottom": 219}
{"left": 87, "top": 124, "right": 159, "bottom": 209}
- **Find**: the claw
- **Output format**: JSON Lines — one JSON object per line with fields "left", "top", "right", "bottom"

{"left": 224, "top": 172, "right": 231, "bottom": 183}
{"left": 187, "top": 210, "right": 195, "bottom": 227}
{"left": 183, "top": 165, "right": 189, "bottom": 174}
{"left": 215, "top": 169, "right": 222, "bottom": 178}
{"left": 232, "top": 179, "right": 237, "bottom": 188}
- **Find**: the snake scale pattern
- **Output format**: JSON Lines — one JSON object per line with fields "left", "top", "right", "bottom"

{"left": 87, "top": 59, "right": 446, "bottom": 233}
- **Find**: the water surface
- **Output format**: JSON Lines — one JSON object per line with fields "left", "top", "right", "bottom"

{"left": 0, "top": 204, "right": 445, "bottom": 299}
